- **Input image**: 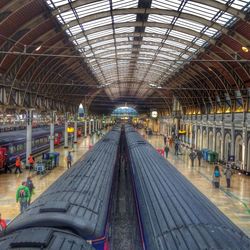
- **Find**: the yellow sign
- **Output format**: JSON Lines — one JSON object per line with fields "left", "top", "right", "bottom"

{"left": 67, "top": 127, "right": 74, "bottom": 133}
{"left": 178, "top": 130, "right": 186, "bottom": 135}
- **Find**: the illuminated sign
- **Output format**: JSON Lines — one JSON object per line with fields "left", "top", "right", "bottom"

{"left": 151, "top": 111, "right": 158, "bottom": 118}
{"left": 67, "top": 127, "right": 74, "bottom": 133}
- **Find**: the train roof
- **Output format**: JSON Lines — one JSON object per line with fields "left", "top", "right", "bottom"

{"left": 0, "top": 126, "right": 64, "bottom": 145}
{"left": 125, "top": 126, "right": 250, "bottom": 250}
{"left": 6, "top": 126, "right": 121, "bottom": 240}
{"left": 0, "top": 227, "right": 94, "bottom": 250}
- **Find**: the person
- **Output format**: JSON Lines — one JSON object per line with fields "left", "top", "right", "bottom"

{"left": 66, "top": 152, "right": 72, "bottom": 169}
{"left": 213, "top": 165, "right": 221, "bottom": 188}
{"left": 0, "top": 213, "right": 7, "bottom": 232}
{"left": 189, "top": 150, "right": 197, "bottom": 167}
{"left": 16, "top": 181, "right": 30, "bottom": 213}
{"left": 164, "top": 144, "right": 169, "bottom": 159}
{"left": 28, "top": 154, "right": 35, "bottom": 170}
{"left": 196, "top": 150, "right": 203, "bottom": 167}
{"left": 26, "top": 176, "right": 35, "bottom": 205}
{"left": 224, "top": 164, "right": 233, "bottom": 188}
{"left": 15, "top": 156, "right": 22, "bottom": 174}
{"left": 163, "top": 135, "right": 167, "bottom": 145}
{"left": 174, "top": 143, "right": 179, "bottom": 155}
{"left": 4, "top": 154, "right": 12, "bottom": 173}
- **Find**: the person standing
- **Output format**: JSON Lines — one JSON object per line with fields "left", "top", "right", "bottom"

{"left": 163, "top": 135, "right": 167, "bottom": 145}
{"left": 189, "top": 150, "right": 197, "bottom": 167}
{"left": 26, "top": 176, "right": 35, "bottom": 205}
{"left": 15, "top": 156, "right": 22, "bottom": 174}
{"left": 224, "top": 165, "right": 233, "bottom": 188}
{"left": 0, "top": 213, "right": 7, "bottom": 232}
{"left": 28, "top": 154, "right": 35, "bottom": 171}
{"left": 16, "top": 181, "right": 30, "bottom": 213}
{"left": 196, "top": 150, "right": 203, "bottom": 167}
{"left": 164, "top": 144, "right": 169, "bottom": 159}
{"left": 213, "top": 165, "right": 221, "bottom": 188}
{"left": 174, "top": 143, "right": 179, "bottom": 156}
{"left": 66, "top": 152, "right": 73, "bottom": 169}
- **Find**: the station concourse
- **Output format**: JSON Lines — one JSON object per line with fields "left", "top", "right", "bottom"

{"left": 1, "top": 0, "right": 250, "bottom": 249}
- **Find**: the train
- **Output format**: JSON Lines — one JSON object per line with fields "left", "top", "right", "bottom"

{"left": 0, "top": 123, "right": 87, "bottom": 169}
{"left": 0, "top": 126, "right": 121, "bottom": 250}
{"left": 1, "top": 124, "right": 250, "bottom": 250}
{"left": 124, "top": 125, "right": 250, "bottom": 250}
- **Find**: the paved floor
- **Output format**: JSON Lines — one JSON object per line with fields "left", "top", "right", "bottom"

{"left": 143, "top": 132, "right": 250, "bottom": 237}
{"left": 0, "top": 132, "right": 104, "bottom": 221}
{"left": 1, "top": 128, "right": 250, "bottom": 238}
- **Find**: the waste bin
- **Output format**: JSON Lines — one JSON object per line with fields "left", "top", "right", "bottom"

{"left": 208, "top": 151, "right": 218, "bottom": 164}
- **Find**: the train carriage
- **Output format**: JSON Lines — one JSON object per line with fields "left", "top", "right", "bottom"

{"left": 124, "top": 125, "right": 250, "bottom": 250}
{"left": 4, "top": 126, "right": 121, "bottom": 250}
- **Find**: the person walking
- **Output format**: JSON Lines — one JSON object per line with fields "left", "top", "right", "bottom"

{"left": 28, "top": 154, "right": 35, "bottom": 171}
{"left": 66, "top": 152, "right": 73, "bottom": 169}
{"left": 16, "top": 181, "right": 30, "bottom": 213}
{"left": 26, "top": 176, "right": 35, "bottom": 205}
{"left": 0, "top": 212, "right": 7, "bottom": 232}
{"left": 196, "top": 150, "right": 203, "bottom": 167}
{"left": 174, "top": 143, "right": 179, "bottom": 156}
{"left": 164, "top": 144, "right": 169, "bottom": 159}
{"left": 213, "top": 165, "right": 221, "bottom": 188}
{"left": 189, "top": 150, "right": 197, "bottom": 167}
{"left": 163, "top": 135, "right": 167, "bottom": 145}
{"left": 224, "top": 164, "right": 233, "bottom": 188}
{"left": 15, "top": 156, "right": 22, "bottom": 174}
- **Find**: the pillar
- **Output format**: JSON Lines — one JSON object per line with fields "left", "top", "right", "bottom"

{"left": 193, "top": 123, "right": 197, "bottom": 149}
{"left": 74, "top": 119, "right": 77, "bottom": 143}
{"left": 230, "top": 124, "right": 235, "bottom": 157}
{"left": 26, "top": 109, "right": 33, "bottom": 165}
{"left": 200, "top": 126, "right": 203, "bottom": 150}
{"left": 64, "top": 113, "right": 69, "bottom": 148}
{"left": 49, "top": 111, "right": 56, "bottom": 153}
{"left": 220, "top": 125, "right": 225, "bottom": 161}
{"left": 84, "top": 120, "right": 87, "bottom": 137}
{"left": 242, "top": 126, "right": 247, "bottom": 171}
{"left": 212, "top": 125, "right": 216, "bottom": 151}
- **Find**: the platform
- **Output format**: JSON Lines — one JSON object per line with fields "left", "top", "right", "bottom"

{"left": 0, "top": 132, "right": 103, "bottom": 221}
{"left": 143, "top": 132, "right": 250, "bottom": 237}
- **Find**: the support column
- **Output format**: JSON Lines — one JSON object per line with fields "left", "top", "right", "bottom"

{"left": 242, "top": 126, "right": 247, "bottom": 171}
{"left": 200, "top": 126, "right": 203, "bottom": 150}
{"left": 230, "top": 124, "right": 235, "bottom": 157}
{"left": 26, "top": 109, "right": 33, "bottom": 165}
{"left": 49, "top": 111, "right": 56, "bottom": 153}
{"left": 74, "top": 118, "right": 77, "bottom": 143}
{"left": 212, "top": 125, "right": 216, "bottom": 151}
{"left": 84, "top": 120, "right": 87, "bottom": 137}
{"left": 206, "top": 126, "right": 209, "bottom": 149}
{"left": 64, "top": 113, "right": 69, "bottom": 148}
{"left": 220, "top": 124, "right": 225, "bottom": 161}
{"left": 194, "top": 123, "right": 198, "bottom": 149}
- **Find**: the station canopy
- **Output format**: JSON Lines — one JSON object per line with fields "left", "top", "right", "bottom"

{"left": 45, "top": 0, "right": 250, "bottom": 112}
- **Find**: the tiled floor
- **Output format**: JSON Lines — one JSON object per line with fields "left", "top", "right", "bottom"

{"left": 2, "top": 128, "right": 250, "bottom": 238}
{"left": 0, "top": 132, "right": 104, "bottom": 221}
{"left": 144, "top": 132, "right": 250, "bottom": 237}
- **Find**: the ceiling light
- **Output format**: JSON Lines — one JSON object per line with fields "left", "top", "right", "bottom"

{"left": 242, "top": 46, "right": 249, "bottom": 53}
{"left": 35, "top": 45, "right": 42, "bottom": 51}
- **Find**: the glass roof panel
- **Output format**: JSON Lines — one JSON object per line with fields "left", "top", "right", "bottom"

{"left": 75, "top": 0, "right": 110, "bottom": 18}
{"left": 114, "top": 14, "right": 136, "bottom": 23}
{"left": 83, "top": 16, "right": 112, "bottom": 30}
{"left": 46, "top": 0, "right": 245, "bottom": 98}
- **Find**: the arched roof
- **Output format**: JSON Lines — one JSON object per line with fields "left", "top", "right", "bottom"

{"left": 0, "top": 0, "right": 250, "bottom": 113}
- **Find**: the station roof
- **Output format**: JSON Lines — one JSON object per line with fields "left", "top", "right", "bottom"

{"left": 0, "top": 0, "right": 250, "bottom": 114}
